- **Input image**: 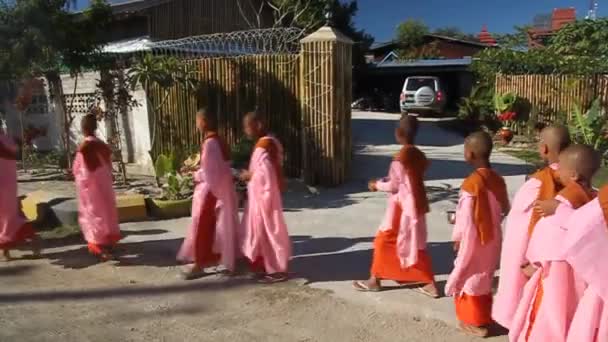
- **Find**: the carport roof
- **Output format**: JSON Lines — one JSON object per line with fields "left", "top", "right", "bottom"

{"left": 368, "top": 57, "right": 473, "bottom": 73}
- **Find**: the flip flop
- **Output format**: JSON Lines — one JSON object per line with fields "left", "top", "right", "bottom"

{"left": 258, "top": 273, "right": 289, "bottom": 284}
{"left": 415, "top": 286, "right": 440, "bottom": 299}
{"left": 458, "top": 322, "right": 489, "bottom": 338}
{"left": 352, "top": 280, "right": 381, "bottom": 292}
{"left": 180, "top": 268, "right": 207, "bottom": 281}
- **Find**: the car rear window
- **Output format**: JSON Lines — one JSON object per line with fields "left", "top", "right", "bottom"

{"left": 405, "top": 78, "right": 435, "bottom": 91}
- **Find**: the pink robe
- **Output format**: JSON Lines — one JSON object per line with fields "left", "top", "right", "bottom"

{"left": 493, "top": 164, "right": 559, "bottom": 328}
{"left": 241, "top": 135, "right": 291, "bottom": 274}
{"left": 563, "top": 199, "right": 608, "bottom": 342}
{"left": 445, "top": 190, "right": 502, "bottom": 298}
{"left": 509, "top": 196, "right": 584, "bottom": 342}
{"left": 375, "top": 160, "right": 427, "bottom": 268}
{"left": 177, "top": 137, "right": 239, "bottom": 271}
{"left": 72, "top": 136, "right": 121, "bottom": 249}
{"left": 0, "top": 133, "right": 32, "bottom": 248}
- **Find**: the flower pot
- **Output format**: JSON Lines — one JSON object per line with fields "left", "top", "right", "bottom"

{"left": 498, "top": 127, "right": 514, "bottom": 144}
{"left": 146, "top": 197, "right": 192, "bottom": 219}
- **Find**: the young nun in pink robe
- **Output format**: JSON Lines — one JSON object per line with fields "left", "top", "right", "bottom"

{"left": 239, "top": 112, "right": 291, "bottom": 283}
{"left": 446, "top": 132, "right": 510, "bottom": 338}
{"left": 563, "top": 186, "right": 608, "bottom": 342}
{"left": 72, "top": 114, "right": 121, "bottom": 261}
{"left": 509, "top": 145, "right": 599, "bottom": 342}
{"left": 0, "top": 126, "right": 39, "bottom": 260}
{"left": 352, "top": 115, "right": 438, "bottom": 297}
{"left": 493, "top": 125, "right": 570, "bottom": 329}
{"left": 177, "top": 109, "right": 239, "bottom": 278}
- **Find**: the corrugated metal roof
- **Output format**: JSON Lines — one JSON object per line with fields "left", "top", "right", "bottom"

{"left": 371, "top": 57, "right": 473, "bottom": 68}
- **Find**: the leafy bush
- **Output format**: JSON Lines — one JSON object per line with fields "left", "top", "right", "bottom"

{"left": 458, "top": 85, "right": 496, "bottom": 125}
{"left": 231, "top": 137, "right": 254, "bottom": 169}
{"left": 494, "top": 92, "right": 517, "bottom": 113}
{"left": 154, "top": 154, "right": 193, "bottom": 200}
{"left": 569, "top": 99, "right": 608, "bottom": 162}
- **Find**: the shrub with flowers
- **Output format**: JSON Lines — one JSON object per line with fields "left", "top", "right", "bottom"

{"left": 495, "top": 92, "right": 518, "bottom": 128}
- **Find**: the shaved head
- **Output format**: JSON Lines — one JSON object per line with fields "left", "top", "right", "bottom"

{"left": 541, "top": 125, "right": 571, "bottom": 153}
{"left": 81, "top": 114, "right": 97, "bottom": 135}
{"left": 465, "top": 131, "right": 494, "bottom": 160}
{"left": 243, "top": 111, "right": 267, "bottom": 139}
{"left": 559, "top": 144, "right": 600, "bottom": 183}
{"left": 196, "top": 107, "right": 217, "bottom": 130}
{"left": 399, "top": 114, "right": 419, "bottom": 143}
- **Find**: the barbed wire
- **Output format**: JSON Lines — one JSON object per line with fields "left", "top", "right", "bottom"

{"left": 103, "top": 27, "right": 305, "bottom": 59}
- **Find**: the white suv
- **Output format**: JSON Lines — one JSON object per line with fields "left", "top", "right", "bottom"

{"left": 399, "top": 76, "right": 446, "bottom": 115}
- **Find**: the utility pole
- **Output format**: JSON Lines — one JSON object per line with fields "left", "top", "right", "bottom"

{"left": 586, "top": 0, "right": 599, "bottom": 20}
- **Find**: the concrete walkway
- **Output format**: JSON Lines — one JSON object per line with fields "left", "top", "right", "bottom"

{"left": 282, "top": 111, "right": 528, "bottom": 330}
{"left": 8, "top": 111, "right": 531, "bottom": 340}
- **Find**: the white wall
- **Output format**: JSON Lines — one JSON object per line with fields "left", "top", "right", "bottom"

{"left": 2, "top": 73, "right": 153, "bottom": 173}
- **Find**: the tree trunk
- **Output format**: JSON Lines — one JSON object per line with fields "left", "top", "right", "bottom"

{"left": 45, "top": 71, "right": 71, "bottom": 170}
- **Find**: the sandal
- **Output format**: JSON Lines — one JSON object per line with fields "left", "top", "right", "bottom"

{"left": 415, "top": 286, "right": 440, "bottom": 299}
{"left": 458, "top": 322, "right": 489, "bottom": 338}
{"left": 258, "top": 273, "right": 289, "bottom": 284}
{"left": 352, "top": 280, "right": 382, "bottom": 292}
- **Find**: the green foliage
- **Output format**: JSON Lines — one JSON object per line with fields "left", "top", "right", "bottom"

{"left": 231, "top": 137, "right": 254, "bottom": 169}
{"left": 128, "top": 55, "right": 199, "bottom": 93}
{"left": 0, "top": 0, "right": 113, "bottom": 78}
{"left": 494, "top": 25, "right": 531, "bottom": 49}
{"left": 494, "top": 92, "right": 517, "bottom": 113}
{"left": 551, "top": 19, "right": 608, "bottom": 57}
{"left": 569, "top": 99, "right": 608, "bottom": 160}
{"left": 457, "top": 85, "right": 495, "bottom": 124}
{"left": 154, "top": 153, "right": 193, "bottom": 201}
{"left": 396, "top": 19, "right": 429, "bottom": 50}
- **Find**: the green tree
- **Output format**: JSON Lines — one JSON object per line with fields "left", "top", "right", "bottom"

{"left": 0, "top": 0, "right": 112, "bottom": 168}
{"left": 550, "top": 18, "right": 608, "bottom": 57}
{"left": 396, "top": 19, "right": 429, "bottom": 50}
{"left": 494, "top": 25, "right": 531, "bottom": 49}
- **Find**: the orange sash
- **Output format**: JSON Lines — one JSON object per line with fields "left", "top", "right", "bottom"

{"left": 78, "top": 138, "right": 112, "bottom": 172}
{"left": 461, "top": 168, "right": 509, "bottom": 245}
{"left": 203, "top": 132, "right": 230, "bottom": 161}
{"left": 394, "top": 145, "right": 430, "bottom": 215}
{"left": 0, "top": 139, "right": 16, "bottom": 160}
{"left": 558, "top": 182, "right": 595, "bottom": 210}
{"left": 528, "top": 167, "right": 563, "bottom": 236}
{"left": 599, "top": 185, "right": 608, "bottom": 228}
{"left": 255, "top": 137, "right": 286, "bottom": 192}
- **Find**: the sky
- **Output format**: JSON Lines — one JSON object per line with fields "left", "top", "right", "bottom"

{"left": 74, "top": 0, "right": 607, "bottom": 43}
{"left": 354, "top": 0, "right": 607, "bottom": 42}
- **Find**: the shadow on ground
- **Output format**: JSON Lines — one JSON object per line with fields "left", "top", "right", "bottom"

{"left": 291, "top": 235, "right": 455, "bottom": 285}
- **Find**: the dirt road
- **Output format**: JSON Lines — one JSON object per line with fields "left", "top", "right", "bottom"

{"left": 1, "top": 257, "right": 493, "bottom": 342}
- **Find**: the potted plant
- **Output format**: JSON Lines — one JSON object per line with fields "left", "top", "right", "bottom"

{"left": 146, "top": 154, "right": 194, "bottom": 219}
{"left": 495, "top": 92, "right": 518, "bottom": 144}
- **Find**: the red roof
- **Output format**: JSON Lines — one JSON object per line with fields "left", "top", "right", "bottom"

{"left": 552, "top": 8, "right": 576, "bottom": 31}
{"left": 478, "top": 25, "right": 497, "bottom": 46}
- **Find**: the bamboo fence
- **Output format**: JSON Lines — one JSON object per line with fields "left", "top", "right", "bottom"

{"left": 496, "top": 74, "right": 608, "bottom": 127}
{"left": 148, "top": 54, "right": 302, "bottom": 176}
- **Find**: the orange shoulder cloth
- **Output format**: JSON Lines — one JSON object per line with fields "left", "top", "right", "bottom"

{"left": 527, "top": 166, "right": 563, "bottom": 235}
{"left": 558, "top": 181, "right": 595, "bottom": 210}
{"left": 0, "top": 139, "right": 17, "bottom": 160}
{"left": 394, "top": 145, "right": 430, "bottom": 215}
{"left": 255, "top": 137, "right": 286, "bottom": 192}
{"left": 78, "top": 138, "right": 112, "bottom": 172}
{"left": 461, "top": 168, "right": 509, "bottom": 245}
{"left": 599, "top": 185, "right": 608, "bottom": 227}
{"left": 203, "top": 132, "right": 230, "bottom": 161}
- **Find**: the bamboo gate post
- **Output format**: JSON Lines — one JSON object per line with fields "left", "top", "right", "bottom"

{"left": 299, "top": 25, "right": 353, "bottom": 186}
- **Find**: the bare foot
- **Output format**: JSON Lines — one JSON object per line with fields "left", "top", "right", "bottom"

{"left": 30, "top": 237, "right": 42, "bottom": 258}
{"left": 459, "top": 322, "right": 489, "bottom": 338}
{"left": 1, "top": 249, "right": 11, "bottom": 262}
{"left": 352, "top": 278, "right": 381, "bottom": 292}
{"left": 259, "top": 273, "right": 289, "bottom": 284}
{"left": 417, "top": 283, "right": 440, "bottom": 298}
{"left": 181, "top": 265, "right": 205, "bottom": 280}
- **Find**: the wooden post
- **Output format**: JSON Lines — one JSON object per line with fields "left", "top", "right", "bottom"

{"left": 299, "top": 25, "right": 353, "bottom": 186}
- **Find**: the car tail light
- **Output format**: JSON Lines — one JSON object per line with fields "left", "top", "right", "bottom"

{"left": 436, "top": 91, "right": 443, "bottom": 102}
{"left": 400, "top": 93, "right": 405, "bottom": 102}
